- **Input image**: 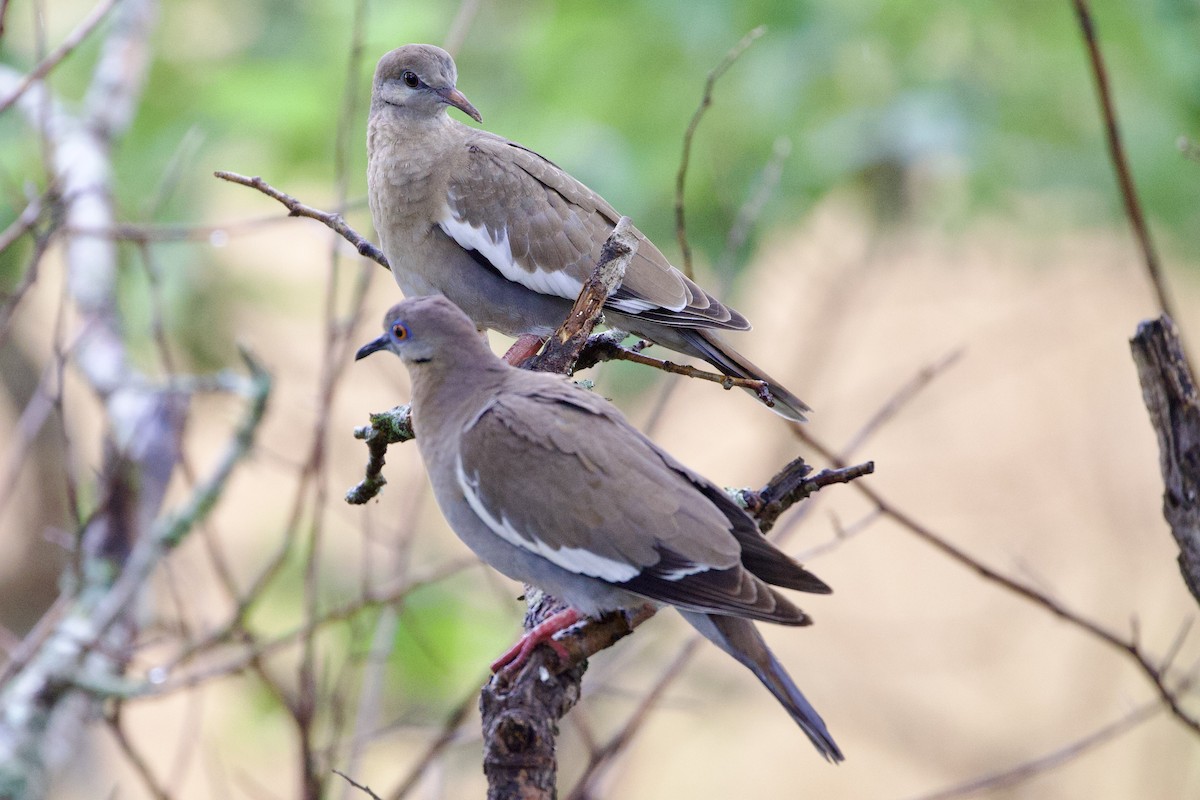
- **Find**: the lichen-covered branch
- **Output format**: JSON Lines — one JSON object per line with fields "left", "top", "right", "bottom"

{"left": 345, "top": 405, "right": 415, "bottom": 505}
{"left": 0, "top": 353, "right": 270, "bottom": 798}
{"left": 0, "top": 3, "right": 278, "bottom": 795}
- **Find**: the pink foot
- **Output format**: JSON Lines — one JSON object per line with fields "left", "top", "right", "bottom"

{"left": 491, "top": 608, "right": 583, "bottom": 674}
{"left": 502, "top": 334, "right": 547, "bottom": 366}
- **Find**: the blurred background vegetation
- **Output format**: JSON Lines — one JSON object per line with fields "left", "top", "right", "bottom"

{"left": 1, "top": 0, "right": 1199, "bottom": 798}
{"left": 4, "top": 0, "right": 1198, "bottom": 358}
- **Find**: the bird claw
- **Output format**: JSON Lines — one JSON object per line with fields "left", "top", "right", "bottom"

{"left": 490, "top": 607, "right": 582, "bottom": 675}
{"left": 502, "top": 334, "right": 547, "bottom": 366}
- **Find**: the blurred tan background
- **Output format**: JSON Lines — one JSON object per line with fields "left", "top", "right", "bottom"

{"left": 2, "top": 0, "right": 1199, "bottom": 798}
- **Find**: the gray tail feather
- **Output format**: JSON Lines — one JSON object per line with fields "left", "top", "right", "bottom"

{"left": 680, "top": 329, "right": 810, "bottom": 422}
{"left": 680, "top": 610, "right": 844, "bottom": 762}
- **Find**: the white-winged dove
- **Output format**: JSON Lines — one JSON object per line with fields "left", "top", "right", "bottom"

{"left": 356, "top": 295, "right": 843, "bottom": 761}
{"left": 367, "top": 44, "right": 811, "bottom": 422}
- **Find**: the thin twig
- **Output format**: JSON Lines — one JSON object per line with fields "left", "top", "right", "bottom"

{"left": 565, "top": 638, "right": 704, "bottom": 800}
{"left": 839, "top": 347, "right": 964, "bottom": 460}
{"left": 1070, "top": 1, "right": 1183, "bottom": 350}
{"left": 386, "top": 683, "right": 479, "bottom": 800}
{"left": 63, "top": 211, "right": 367, "bottom": 242}
{"left": 674, "top": 25, "right": 765, "bottom": 278}
{"left": 792, "top": 425, "right": 1200, "bottom": 738}
{"left": 716, "top": 135, "right": 792, "bottom": 276}
{"left": 575, "top": 336, "right": 774, "bottom": 403}
{"left": 333, "top": 769, "right": 384, "bottom": 800}
{"left": 153, "top": 558, "right": 477, "bottom": 693}
{"left": 905, "top": 699, "right": 1166, "bottom": 800}
{"left": 213, "top": 171, "right": 389, "bottom": 269}
{"left": 0, "top": 193, "right": 44, "bottom": 254}
{"left": 105, "top": 708, "right": 171, "bottom": 800}
{"left": 0, "top": 0, "right": 120, "bottom": 116}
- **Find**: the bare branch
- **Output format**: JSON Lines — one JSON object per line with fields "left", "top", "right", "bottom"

{"left": 906, "top": 699, "right": 1165, "bottom": 800}
{"left": 565, "top": 639, "right": 704, "bottom": 800}
{"left": 334, "top": 769, "right": 384, "bottom": 800}
{"left": 0, "top": 0, "right": 120, "bottom": 116}
{"left": 1070, "top": 0, "right": 1184, "bottom": 356}
{"left": 576, "top": 335, "right": 779, "bottom": 406}
{"left": 792, "top": 424, "right": 1200, "bottom": 738}
{"left": 839, "top": 347, "right": 964, "bottom": 459}
{"left": 674, "top": 25, "right": 765, "bottom": 278}
{"left": 386, "top": 683, "right": 479, "bottom": 800}
{"left": 716, "top": 135, "right": 791, "bottom": 275}
{"left": 737, "top": 457, "right": 875, "bottom": 534}
{"left": 213, "top": 171, "right": 389, "bottom": 269}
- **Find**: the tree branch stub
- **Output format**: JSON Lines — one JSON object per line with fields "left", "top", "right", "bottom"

{"left": 1130, "top": 315, "right": 1200, "bottom": 606}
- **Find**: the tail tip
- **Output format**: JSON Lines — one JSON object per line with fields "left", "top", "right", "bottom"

{"left": 762, "top": 385, "right": 811, "bottom": 423}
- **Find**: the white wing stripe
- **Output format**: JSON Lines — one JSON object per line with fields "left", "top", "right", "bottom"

{"left": 456, "top": 457, "right": 640, "bottom": 583}
{"left": 606, "top": 296, "right": 657, "bottom": 313}
{"left": 659, "top": 563, "right": 711, "bottom": 581}
{"left": 439, "top": 212, "right": 587, "bottom": 301}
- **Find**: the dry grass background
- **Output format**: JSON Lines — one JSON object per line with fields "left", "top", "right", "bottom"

{"left": 8, "top": 186, "right": 1196, "bottom": 797}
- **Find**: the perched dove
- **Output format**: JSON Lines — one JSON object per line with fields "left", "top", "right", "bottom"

{"left": 356, "top": 295, "right": 842, "bottom": 760}
{"left": 367, "top": 44, "right": 810, "bottom": 421}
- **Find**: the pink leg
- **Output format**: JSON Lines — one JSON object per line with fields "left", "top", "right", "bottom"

{"left": 491, "top": 607, "right": 583, "bottom": 674}
{"left": 502, "top": 334, "right": 547, "bottom": 366}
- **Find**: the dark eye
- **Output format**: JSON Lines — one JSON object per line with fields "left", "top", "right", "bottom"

{"left": 401, "top": 70, "right": 419, "bottom": 88}
{"left": 391, "top": 322, "right": 409, "bottom": 340}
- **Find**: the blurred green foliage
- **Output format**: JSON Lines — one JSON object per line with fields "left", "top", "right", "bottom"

{"left": 243, "top": 541, "right": 517, "bottom": 715}
{"left": 4, "top": 0, "right": 1198, "bottom": 277}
